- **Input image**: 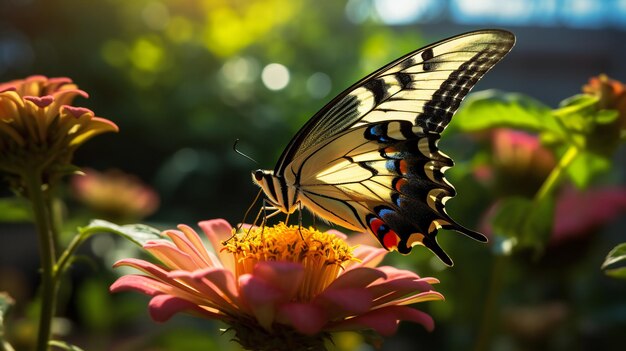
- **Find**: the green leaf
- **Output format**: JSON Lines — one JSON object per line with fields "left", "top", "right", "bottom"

{"left": 79, "top": 219, "right": 165, "bottom": 247}
{"left": 595, "top": 109, "right": 619, "bottom": 124}
{"left": 453, "top": 90, "right": 560, "bottom": 134}
{"left": 552, "top": 94, "right": 600, "bottom": 134}
{"left": 603, "top": 242, "right": 626, "bottom": 279}
{"left": 565, "top": 150, "right": 610, "bottom": 189}
{"left": 49, "top": 340, "right": 85, "bottom": 351}
{"left": 0, "top": 292, "right": 15, "bottom": 351}
{"left": 602, "top": 243, "right": 626, "bottom": 269}
{"left": 555, "top": 94, "right": 598, "bottom": 115}
{"left": 491, "top": 196, "right": 554, "bottom": 253}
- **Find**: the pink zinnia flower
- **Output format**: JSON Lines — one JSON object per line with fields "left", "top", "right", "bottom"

{"left": 110, "top": 220, "right": 443, "bottom": 350}
{"left": 72, "top": 168, "right": 160, "bottom": 222}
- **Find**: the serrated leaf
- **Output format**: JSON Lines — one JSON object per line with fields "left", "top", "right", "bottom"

{"left": 80, "top": 219, "right": 165, "bottom": 247}
{"left": 565, "top": 151, "right": 610, "bottom": 189}
{"left": 453, "top": 90, "right": 561, "bottom": 134}
{"left": 602, "top": 243, "right": 626, "bottom": 269}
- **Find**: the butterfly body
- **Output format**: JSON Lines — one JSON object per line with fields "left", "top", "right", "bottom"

{"left": 252, "top": 30, "right": 515, "bottom": 265}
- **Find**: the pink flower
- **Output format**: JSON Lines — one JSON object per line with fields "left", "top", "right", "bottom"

{"left": 71, "top": 168, "right": 159, "bottom": 222}
{"left": 110, "top": 221, "right": 443, "bottom": 350}
{"left": 473, "top": 128, "right": 556, "bottom": 197}
{"left": 550, "top": 186, "right": 626, "bottom": 245}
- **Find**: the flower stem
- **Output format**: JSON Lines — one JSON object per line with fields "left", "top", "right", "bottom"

{"left": 54, "top": 231, "right": 93, "bottom": 280}
{"left": 23, "top": 170, "right": 58, "bottom": 351}
{"left": 534, "top": 145, "right": 579, "bottom": 203}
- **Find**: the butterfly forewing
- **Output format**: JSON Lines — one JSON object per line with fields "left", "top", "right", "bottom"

{"left": 275, "top": 30, "right": 514, "bottom": 175}
{"left": 260, "top": 30, "right": 515, "bottom": 265}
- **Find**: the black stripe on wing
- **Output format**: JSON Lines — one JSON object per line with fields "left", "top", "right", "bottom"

{"left": 274, "top": 30, "right": 515, "bottom": 175}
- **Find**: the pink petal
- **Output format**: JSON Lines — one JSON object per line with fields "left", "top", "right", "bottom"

{"left": 317, "top": 287, "right": 372, "bottom": 317}
{"left": 375, "top": 265, "right": 422, "bottom": 280}
{"left": 328, "top": 267, "right": 386, "bottom": 291}
{"left": 0, "top": 86, "right": 16, "bottom": 93}
{"left": 166, "top": 267, "right": 242, "bottom": 313}
{"left": 144, "top": 240, "right": 197, "bottom": 271}
{"left": 164, "top": 229, "right": 211, "bottom": 268}
{"left": 149, "top": 294, "right": 221, "bottom": 322}
{"left": 253, "top": 261, "right": 303, "bottom": 301}
{"left": 380, "top": 290, "right": 444, "bottom": 308}
{"left": 62, "top": 105, "right": 92, "bottom": 118}
{"left": 110, "top": 275, "right": 171, "bottom": 296}
{"left": 370, "top": 280, "right": 434, "bottom": 307}
{"left": 113, "top": 259, "right": 222, "bottom": 307}
{"left": 198, "top": 219, "right": 235, "bottom": 270}
{"left": 24, "top": 95, "right": 54, "bottom": 108}
{"left": 277, "top": 302, "right": 327, "bottom": 335}
{"left": 330, "top": 306, "right": 434, "bottom": 336}
{"left": 239, "top": 274, "right": 282, "bottom": 330}
{"left": 345, "top": 246, "right": 388, "bottom": 271}
{"left": 177, "top": 224, "right": 215, "bottom": 266}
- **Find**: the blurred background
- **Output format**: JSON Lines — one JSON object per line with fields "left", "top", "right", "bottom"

{"left": 1, "top": 0, "right": 625, "bottom": 350}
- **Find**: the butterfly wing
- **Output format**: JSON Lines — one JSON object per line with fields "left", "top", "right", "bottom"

{"left": 277, "top": 30, "right": 515, "bottom": 265}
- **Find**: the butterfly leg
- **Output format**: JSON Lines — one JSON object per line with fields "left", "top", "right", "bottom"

{"left": 297, "top": 202, "right": 304, "bottom": 240}
{"left": 236, "top": 189, "right": 263, "bottom": 233}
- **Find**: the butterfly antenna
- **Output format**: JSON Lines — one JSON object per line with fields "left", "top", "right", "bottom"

{"left": 233, "top": 139, "right": 259, "bottom": 165}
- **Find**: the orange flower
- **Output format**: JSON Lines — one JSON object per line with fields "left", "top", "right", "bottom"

{"left": 71, "top": 168, "right": 160, "bottom": 222}
{"left": 0, "top": 75, "right": 117, "bottom": 181}
{"left": 583, "top": 74, "right": 626, "bottom": 125}
{"left": 111, "top": 220, "right": 443, "bottom": 350}
{"left": 582, "top": 74, "right": 626, "bottom": 154}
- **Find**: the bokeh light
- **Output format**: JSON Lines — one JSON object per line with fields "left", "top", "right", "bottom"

{"left": 261, "top": 63, "right": 290, "bottom": 91}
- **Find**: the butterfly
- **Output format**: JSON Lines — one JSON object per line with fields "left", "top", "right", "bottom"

{"left": 252, "top": 30, "right": 515, "bottom": 265}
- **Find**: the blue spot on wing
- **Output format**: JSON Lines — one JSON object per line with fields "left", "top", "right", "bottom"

{"left": 364, "top": 123, "right": 394, "bottom": 143}
{"left": 377, "top": 207, "right": 395, "bottom": 218}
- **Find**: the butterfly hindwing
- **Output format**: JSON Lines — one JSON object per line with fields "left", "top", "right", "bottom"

{"left": 256, "top": 30, "right": 515, "bottom": 265}
{"left": 290, "top": 119, "right": 483, "bottom": 264}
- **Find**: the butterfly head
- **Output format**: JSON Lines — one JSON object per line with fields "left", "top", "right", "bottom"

{"left": 251, "top": 169, "right": 273, "bottom": 193}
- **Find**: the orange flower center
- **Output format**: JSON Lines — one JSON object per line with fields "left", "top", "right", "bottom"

{"left": 223, "top": 223, "right": 355, "bottom": 301}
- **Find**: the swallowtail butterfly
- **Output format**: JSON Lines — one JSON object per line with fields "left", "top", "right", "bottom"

{"left": 252, "top": 30, "right": 515, "bottom": 265}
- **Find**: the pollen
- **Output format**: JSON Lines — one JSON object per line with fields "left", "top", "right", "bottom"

{"left": 223, "top": 223, "right": 356, "bottom": 301}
